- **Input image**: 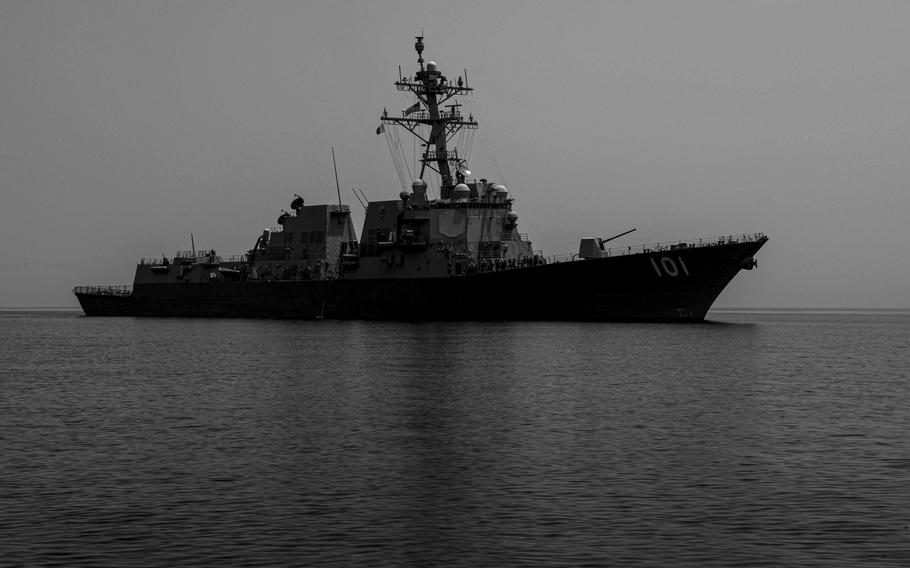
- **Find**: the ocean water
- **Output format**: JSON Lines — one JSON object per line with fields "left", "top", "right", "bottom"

{"left": 1, "top": 309, "right": 909, "bottom": 567}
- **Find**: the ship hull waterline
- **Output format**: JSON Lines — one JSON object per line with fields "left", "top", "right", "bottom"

{"left": 75, "top": 240, "right": 764, "bottom": 321}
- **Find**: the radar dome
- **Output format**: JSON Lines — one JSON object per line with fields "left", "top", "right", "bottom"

{"left": 426, "top": 61, "right": 438, "bottom": 72}
{"left": 412, "top": 179, "right": 428, "bottom": 194}
{"left": 506, "top": 212, "right": 518, "bottom": 224}
{"left": 452, "top": 183, "right": 469, "bottom": 200}
{"left": 492, "top": 184, "right": 509, "bottom": 199}
{"left": 399, "top": 191, "right": 410, "bottom": 201}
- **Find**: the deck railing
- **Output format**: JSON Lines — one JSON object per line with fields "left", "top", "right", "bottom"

{"left": 218, "top": 255, "right": 246, "bottom": 264}
{"left": 174, "top": 250, "right": 209, "bottom": 259}
{"left": 543, "top": 233, "right": 767, "bottom": 264}
{"left": 138, "top": 254, "right": 246, "bottom": 266}
{"left": 73, "top": 285, "right": 132, "bottom": 296}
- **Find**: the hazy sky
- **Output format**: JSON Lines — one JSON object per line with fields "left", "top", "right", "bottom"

{"left": 2, "top": 0, "right": 909, "bottom": 308}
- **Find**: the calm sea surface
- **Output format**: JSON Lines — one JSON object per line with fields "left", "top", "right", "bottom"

{"left": 1, "top": 309, "right": 909, "bottom": 567}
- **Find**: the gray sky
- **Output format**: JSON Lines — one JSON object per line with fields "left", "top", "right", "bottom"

{"left": 2, "top": 0, "right": 909, "bottom": 308}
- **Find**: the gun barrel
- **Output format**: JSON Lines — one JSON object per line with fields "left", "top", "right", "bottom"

{"left": 599, "top": 228, "right": 637, "bottom": 248}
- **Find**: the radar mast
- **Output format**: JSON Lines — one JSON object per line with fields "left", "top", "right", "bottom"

{"left": 381, "top": 36, "right": 477, "bottom": 199}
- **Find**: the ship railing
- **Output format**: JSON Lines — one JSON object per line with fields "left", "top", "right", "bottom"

{"left": 545, "top": 253, "right": 576, "bottom": 264}
{"left": 386, "top": 107, "right": 466, "bottom": 122}
{"left": 543, "top": 233, "right": 767, "bottom": 264}
{"left": 173, "top": 250, "right": 209, "bottom": 259}
{"left": 138, "top": 257, "right": 182, "bottom": 266}
{"left": 73, "top": 285, "right": 132, "bottom": 296}
{"left": 454, "top": 233, "right": 766, "bottom": 275}
{"left": 422, "top": 149, "right": 458, "bottom": 160}
{"left": 602, "top": 233, "right": 767, "bottom": 257}
{"left": 474, "top": 250, "right": 520, "bottom": 261}
{"left": 139, "top": 253, "right": 246, "bottom": 266}
{"left": 467, "top": 254, "right": 548, "bottom": 274}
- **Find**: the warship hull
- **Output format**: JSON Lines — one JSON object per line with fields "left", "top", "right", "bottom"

{"left": 75, "top": 239, "right": 764, "bottom": 321}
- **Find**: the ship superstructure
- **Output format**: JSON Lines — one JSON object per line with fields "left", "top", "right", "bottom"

{"left": 347, "top": 35, "right": 535, "bottom": 281}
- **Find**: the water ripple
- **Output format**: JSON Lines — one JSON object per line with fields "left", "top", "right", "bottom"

{"left": 1, "top": 312, "right": 909, "bottom": 566}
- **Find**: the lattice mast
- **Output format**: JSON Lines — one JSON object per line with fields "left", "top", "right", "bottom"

{"left": 381, "top": 36, "right": 477, "bottom": 199}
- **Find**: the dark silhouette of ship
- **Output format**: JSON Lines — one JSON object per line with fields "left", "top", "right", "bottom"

{"left": 74, "top": 36, "right": 767, "bottom": 321}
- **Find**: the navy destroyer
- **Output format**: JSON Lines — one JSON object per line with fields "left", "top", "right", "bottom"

{"left": 74, "top": 36, "right": 767, "bottom": 321}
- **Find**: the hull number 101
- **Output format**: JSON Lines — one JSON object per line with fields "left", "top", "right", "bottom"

{"left": 650, "top": 256, "right": 691, "bottom": 277}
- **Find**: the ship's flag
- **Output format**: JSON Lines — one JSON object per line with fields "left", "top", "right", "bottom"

{"left": 404, "top": 102, "right": 421, "bottom": 115}
{"left": 376, "top": 124, "right": 385, "bottom": 135}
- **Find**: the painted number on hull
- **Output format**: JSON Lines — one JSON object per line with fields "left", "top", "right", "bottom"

{"left": 650, "top": 256, "right": 691, "bottom": 277}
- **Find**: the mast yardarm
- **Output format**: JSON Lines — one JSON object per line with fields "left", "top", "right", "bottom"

{"left": 381, "top": 36, "right": 477, "bottom": 199}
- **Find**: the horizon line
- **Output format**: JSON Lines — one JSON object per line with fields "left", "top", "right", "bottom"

{"left": 2, "top": 306, "right": 910, "bottom": 313}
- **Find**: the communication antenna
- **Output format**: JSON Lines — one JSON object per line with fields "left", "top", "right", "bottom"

{"left": 190, "top": 233, "right": 195, "bottom": 255}
{"left": 331, "top": 147, "right": 342, "bottom": 208}
{"left": 352, "top": 188, "right": 367, "bottom": 211}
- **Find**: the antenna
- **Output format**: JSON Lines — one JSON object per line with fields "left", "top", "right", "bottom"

{"left": 331, "top": 146, "right": 342, "bottom": 208}
{"left": 190, "top": 233, "right": 195, "bottom": 255}
{"left": 351, "top": 188, "right": 367, "bottom": 212}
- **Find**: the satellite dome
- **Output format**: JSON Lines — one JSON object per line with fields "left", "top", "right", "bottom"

{"left": 412, "top": 179, "right": 427, "bottom": 193}
{"left": 492, "top": 184, "right": 509, "bottom": 199}
{"left": 452, "top": 183, "right": 469, "bottom": 200}
{"left": 426, "top": 61, "right": 438, "bottom": 72}
{"left": 506, "top": 212, "right": 518, "bottom": 224}
{"left": 399, "top": 190, "right": 410, "bottom": 201}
